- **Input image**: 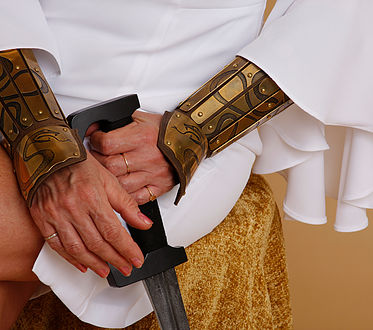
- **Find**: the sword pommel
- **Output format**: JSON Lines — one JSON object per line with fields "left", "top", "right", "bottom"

{"left": 67, "top": 94, "right": 139, "bottom": 140}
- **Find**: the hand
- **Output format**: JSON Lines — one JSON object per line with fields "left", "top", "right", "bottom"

{"left": 89, "top": 111, "right": 176, "bottom": 205}
{"left": 29, "top": 153, "right": 153, "bottom": 278}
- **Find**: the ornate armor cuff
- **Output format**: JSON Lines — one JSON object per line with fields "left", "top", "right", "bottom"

{"left": 0, "top": 49, "right": 86, "bottom": 206}
{"left": 158, "top": 56, "right": 293, "bottom": 204}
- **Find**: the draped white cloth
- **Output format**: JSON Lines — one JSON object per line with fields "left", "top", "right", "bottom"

{"left": 0, "top": 0, "right": 372, "bottom": 327}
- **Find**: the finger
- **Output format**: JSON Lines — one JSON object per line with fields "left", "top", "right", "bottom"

{"left": 43, "top": 223, "right": 87, "bottom": 273}
{"left": 130, "top": 185, "right": 160, "bottom": 205}
{"left": 45, "top": 233, "right": 88, "bottom": 273}
{"left": 31, "top": 213, "right": 88, "bottom": 273}
{"left": 90, "top": 151, "right": 131, "bottom": 176}
{"left": 117, "top": 171, "right": 151, "bottom": 194}
{"left": 90, "top": 120, "right": 156, "bottom": 155}
{"left": 102, "top": 169, "right": 153, "bottom": 231}
{"left": 90, "top": 127, "right": 135, "bottom": 155}
{"left": 74, "top": 214, "right": 133, "bottom": 276}
{"left": 89, "top": 200, "right": 147, "bottom": 269}
{"left": 56, "top": 221, "right": 112, "bottom": 278}
{"left": 85, "top": 123, "right": 100, "bottom": 137}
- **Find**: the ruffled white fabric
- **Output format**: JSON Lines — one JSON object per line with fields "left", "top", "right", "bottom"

{"left": 240, "top": 0, "right": 373, "bottom": 232}
{"left": 1, "top": 0, "right": 373, "bottom": 328}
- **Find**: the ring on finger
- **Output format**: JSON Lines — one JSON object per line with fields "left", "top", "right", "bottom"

{"left": 145, "top": 186, "right": 157, "bottom": 202}
{"left": 121, "top": 153, "right": 130, "bottom": 174}
{"left": 44, "top": 232, "right": 59, "bottom": 241}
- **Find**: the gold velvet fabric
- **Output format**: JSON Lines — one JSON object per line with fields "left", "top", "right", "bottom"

{"left": 14, "top": 174, "right": 292, "bottom": 329}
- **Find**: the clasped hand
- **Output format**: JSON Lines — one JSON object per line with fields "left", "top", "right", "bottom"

{"left": 89, "top": 110, "right": 176, "bottom": 204}
{"left": 29, "top": 111, "right": 176, "bottom": 279}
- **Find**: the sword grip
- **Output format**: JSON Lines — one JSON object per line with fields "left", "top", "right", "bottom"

{"left": 68, "top": 95, "right": 187, "bottom": 287}
{"left": 77, "top": 97, "right": 169, "bottom": 254}
{"left": 67, "top": 94, "right": 139, "bottom": 141}
{"left": 131, "top": 201, "right": 168, "bottom": 255}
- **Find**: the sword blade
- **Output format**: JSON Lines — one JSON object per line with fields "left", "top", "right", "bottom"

{"left": 143, "top": 268, "right": 190, "bottom": 330}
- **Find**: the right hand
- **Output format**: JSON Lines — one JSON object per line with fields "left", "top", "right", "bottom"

{"left": 29, "top": 152, "right": 153, "bottom": 278}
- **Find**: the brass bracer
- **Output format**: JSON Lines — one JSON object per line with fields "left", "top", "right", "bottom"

{"left": 158, "top": 56, "right": 293, "bottom": 204}
{"left": 0, "top": 49, "right": 86, "bottom": 205}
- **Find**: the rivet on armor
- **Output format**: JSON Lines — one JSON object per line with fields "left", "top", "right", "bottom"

{"left": 248, "top": 73, "right": 253, "bottom": 78}
{"left": 54, "top": 110, "right": 59, "bottom": 114}
{"left": 63, "top": 128, "right": 68, "bottom": 132}
{"left": 197, "top": 112, "right": 203, "bottom": 117}
{"left": 186, "top": 103, "right": 191, "bottom": 107}
{"left": 216, "top": 139, "right": 220, "bottom": 144}
{"left": 261, "top": 88, "right": 266, "bottom": 93}
{"left": 267, "top": 103, "right": 274, "bottom": 108}
{"left": 22, "top": 117, "right": 28, "bottom": 122}
{"left": 73, "top": 152, "right": 79, "bottom": 156}
{"left": 233, "top": 64, "right": 238, "bottom": 68}
{"left": 15, "top": 66, "right": 20, "bottom": 70}
{"left": 176, "top": 114, "right": 181, "bottom": 118}
{"left": 35, "top": 67, "right": 40, "bottom": 72}
{"left": 166, "top": 141, "right": 171, "bottom": 146}
{"left": 8, "top": 129, "right": 13, "bottom": 134}
{"left": 38, "top": 110, "right": 43, "bottom": 115}
{"left": 208, "top": 125, "right": 213, "bottom": 130}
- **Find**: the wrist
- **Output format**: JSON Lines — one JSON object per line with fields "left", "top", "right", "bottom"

{"left": 158, "top": 56, "right": 292, "bottom": 204}
{"left": 0, "top": 49, "right": 86, "bottom": 206}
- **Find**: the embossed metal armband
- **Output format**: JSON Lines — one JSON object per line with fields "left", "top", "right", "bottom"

{"left": 158, "top": 56, "right": 293, "bottom": 204}
{"left": 0, "top": 49, "right": 86, "bottom": 206}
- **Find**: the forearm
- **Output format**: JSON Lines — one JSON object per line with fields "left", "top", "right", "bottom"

{"left": 158, "top": 56, "right": 292, "bottom": 204}
{"left": 0, "top": 49, "right": 86, "bottom": 205}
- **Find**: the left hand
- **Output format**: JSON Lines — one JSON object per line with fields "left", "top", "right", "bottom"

{"left": 88, "top": 111, "right": 176, "bottom": 204}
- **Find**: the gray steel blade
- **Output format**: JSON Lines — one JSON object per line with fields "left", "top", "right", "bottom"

{"left": 143, "top": 268, "right": 190, "bottom": 330}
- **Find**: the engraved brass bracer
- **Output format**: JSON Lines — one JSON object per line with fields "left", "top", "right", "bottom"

{"left": 158, "top": 56, "right": 293, "bottom": 204}
{"left": 0, "top": 49, "right": 86, "bottom": 205}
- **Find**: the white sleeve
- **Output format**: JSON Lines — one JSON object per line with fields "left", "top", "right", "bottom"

{"left": 0, "top": 0, "right": 60, "bottom": 74}
{"left": 238, "top": 0, "right": 373, "bottom": 231}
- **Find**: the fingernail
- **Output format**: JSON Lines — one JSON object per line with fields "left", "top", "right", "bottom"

{"left": 97, "top": 269, "right": 109, "bottom": 278}
{"left": 77, "top": 265, "right": 88, "bottom": 273}
{"left": 138, "top": 212, "right": 153, "bottom": 225}
{"left": 119, "top": 266, "right": 132, "bottom": 277}
{"left": 131, "top": 257, "right": 143, "bottom": 268}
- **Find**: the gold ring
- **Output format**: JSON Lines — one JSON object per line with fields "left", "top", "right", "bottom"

{"left": 145, "top": 186, "right": 157, "bottom": 202}
{"left": 45, "top": 232, "right": 58, "bottom": 241}
{"left": 122, "top": 153, "right": 130, "bottom": 174}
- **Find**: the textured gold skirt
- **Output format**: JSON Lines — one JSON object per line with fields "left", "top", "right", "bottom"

{"left": 14, "top": 175, "right": 292, "bottom": 330}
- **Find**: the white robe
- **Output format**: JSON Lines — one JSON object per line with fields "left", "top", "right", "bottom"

{"left": 1, "top": 0, "right": 372, "bottom": 327}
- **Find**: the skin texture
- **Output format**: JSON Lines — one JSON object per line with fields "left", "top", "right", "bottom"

{"left": 0, "top": 111, "right": 175, "bottom": 328}
{"left": 0, "top": 144, "right": 154, "bottom": 328}
{"left": 29, "top": 153, "right": 153, "bottom": 278}
{"left": 0, "top": 146, "right": 44, "bottom": 329}
{"left": 89, "top": 111, "right": 176, "bottom": 205}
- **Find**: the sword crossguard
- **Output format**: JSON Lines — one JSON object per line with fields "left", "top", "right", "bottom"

{"left": 67, "top": 94, "right": 188, "bottom": 288}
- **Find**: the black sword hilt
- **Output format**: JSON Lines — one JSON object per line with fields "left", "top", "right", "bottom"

{"left": 67, "top": 94, "right": 187, "bottom": 287}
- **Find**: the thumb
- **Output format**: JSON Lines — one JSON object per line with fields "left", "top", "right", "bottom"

{"left": 85, "top": 123, "right": 100, "bottom": 137}
{"left": 103, "top": 170, "right": 153, "bottom": 229}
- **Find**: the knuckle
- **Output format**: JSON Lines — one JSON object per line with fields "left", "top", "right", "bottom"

{"left": 103, "top": 157, "right": 116, "bottom": 172}
{"left": 65, "top": 242, "right": 84, "bottom": 256}
{"left": 48, "top": 239, "right": 63, "bottom": 252}
{"left": 59, "top": 194, "right": 77, "bottom": 210}
{"left": 140, "top": 130, "right": 156, "bottom": 145}
{"left": 98, "top": 136, "right": 112, "bottom": 154}
{"left": 86, "top": 238, "right": 106, "bottom": 253}
{"left": 124, "top": 195, "right": 138, "bottom": 209}
{"left": 136, "top": 195, "right": 147, "bottom": 205}
{"left": 80, "top": 186, "right": 100, "bottom": 203}
{"left": 101, "top": 225, "right": 121, "bottom": 242}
